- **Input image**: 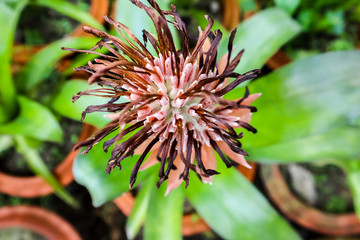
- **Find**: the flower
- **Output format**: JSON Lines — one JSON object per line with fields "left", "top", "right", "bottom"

{"left": 64, "top": 0, "right": 260, "bottom": 195}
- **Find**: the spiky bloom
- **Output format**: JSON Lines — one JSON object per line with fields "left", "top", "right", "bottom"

{"left": 65, "top": 0, "right": 260, "bottom": 195}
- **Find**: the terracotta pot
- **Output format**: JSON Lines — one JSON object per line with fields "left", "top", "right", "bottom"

{"left": 222, "top": 0, "right": 240, "bottom": 31}
{"left": 0, "top": 124, "right": 97, "bottom": 198}
{"left": 114, "top": 162, "right": 257, "bottom": 236}
{"left": 261, "top": 164, "right": 360, "bottom": 236}
{"left": 0, "top": 205, "right": 81, "bottom": 240}
{"left": 12, "top": 0, "right": 109, "bottom": 65}
{"left": 70, "top": 0, "right": 109, "bottom": 37}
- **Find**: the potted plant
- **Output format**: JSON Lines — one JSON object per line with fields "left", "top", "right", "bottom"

{"left": 58, "top": 0, "right": 360, "bottom": 239}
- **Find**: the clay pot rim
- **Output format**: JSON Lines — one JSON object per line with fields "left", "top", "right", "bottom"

{"left": 114, "top": 162, "right": 257, "bottom": 236}
{"left": 0, "top": 205, "right": 81, "bottom": 240}
{"left": 261, "top": 164, "right": 360, "bottom": 236}
{"left": 0, "top": 123, "right": 97, "bottom": 198}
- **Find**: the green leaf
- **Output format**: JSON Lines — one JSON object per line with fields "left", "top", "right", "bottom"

{"left": 126, "top": 178, "right": 154, "bottom": 239}
{"left": 18, "top": 37, "right": 99, "bottom": 92}
{"left": 219, "top": 8, "right": 301, "bottom": 73}
{"left": 0, "top": 0, "right": 28, "bottom": 122}
{"left": 0, "top": 96, "right": 62, "bottom": 143}
{"left": 73, "top": 136, "right": 152, "bottom": 207}
{"left": 14, "top": 135, "right": 79, "bottom": 208}
{"left": 343, "top": 160, "right": 360, "bottom": 220}
{"left": 186, "top": 163, "right": 301, "bottom": 240}
{"left": 51, "top": 80, "right": 112, "bottom": 128}
{"left": 144, "top": 184, "right": 184, "bottom": 240}
{"left": 274, "top": 0, "right": 300, "bottom": 14}
{"left": 33, "top": 0, "right": 104, "bottom": 31}
{"left": 245, "top": 51, "right": 360, "bottom": 149}
{"left": 251, "top": 126, "right": 360, "bottom": 163}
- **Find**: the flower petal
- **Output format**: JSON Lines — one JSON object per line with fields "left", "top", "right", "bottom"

{"left": 139, "top": 150, "right": 159, "bottom": 171}
{"left": 232, "top": 93, "right": 262, "bottom": 122}
{"left": 201, "top": 145, "right": 217, "bottom": 184}
{"left": 165, "top": 156, "right": 185, "bottom": 196}
{"left": 217, "top": 140, "right": 252, "bottom": 169}
{"left": 134, "top": 138, "right": 160, "bottom": 155}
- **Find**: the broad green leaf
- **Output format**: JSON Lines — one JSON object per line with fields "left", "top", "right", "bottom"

{"left": 251, "top": 126, "right": 360, "bottom": 163}
{"left": 0, "top": 96, "right": 62, "bottom": 143}
{"left": 126, "top": 177, "right": 154, "bottom": 239}
{"left": 33, "top": 0, "right": 104, "bottom": 31}
{"left": 73, "top": 135, "right": 152, "bottom": 207}
{"left": 186, "top": 162, "right": 301, "bottom": 240}
{"left": 14, "top": 135, "right": 78, "bottom": 208}
{"left": 0, "top": 135, "right": 13, "bottom": 153}
{"left": 18, "top": 37, "right": 99, "bottom": 92}
{"left": 51, "top": 80, "right": 112, "bottom": 128}
{"left": 0, "top": 0, "right": 28, "bottom": 122}
{"left": 274, "top": 0, "right": 300, "bottom": 14}
{"left": 219, "top": 8, "right": 301, "bottom": 73}
{"left": 144, "top": 183, "right": 184, "bottom": 240}
{"left": 244, "top": 51, "right": 360, "bottom": 149}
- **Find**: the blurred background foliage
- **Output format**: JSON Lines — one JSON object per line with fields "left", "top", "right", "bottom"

{"left": 0, "top": 0, "right": 359, "bottom": 239}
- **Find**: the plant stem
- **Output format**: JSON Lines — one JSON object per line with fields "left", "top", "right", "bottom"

{"left": 14, "top": 135, "right": 80, "bottom": 209}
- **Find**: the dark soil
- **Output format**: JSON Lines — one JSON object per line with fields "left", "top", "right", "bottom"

{"left": 281, "top": 163, "right": 354, "bottom": 214}
{"left": 0, "top": 118, "right": 82, "bottom": 176}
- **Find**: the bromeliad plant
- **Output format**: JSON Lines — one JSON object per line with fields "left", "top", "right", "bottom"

{"left": 65, "top": 0, "right": 261, "bottom": 194}
{"left": 57, "top": 0, "right": 360, "bottom": 239}
{"left": 0, "top": 0, "right": 105, "bottom": 206}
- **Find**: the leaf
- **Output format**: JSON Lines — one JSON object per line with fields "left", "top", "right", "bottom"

{"left": 244, "top": 51, "right": 360, "bottom": 150}
{"left": 73, "top": 135, "right": 153, "bottom": 207}
{"left": 0, "top": 0, "right": 28, "bottom": 122}
{"left": 251, "top": 126, "right": 360, "bottom": 163}
{"left": 14, "top": 135, "right": 79, "bottom": 208}
{"left": 343, "top": 160, "right": 360, "bottom": 220}
{"left": 0, "top": 96, "right": 63, "bottom": 143}
{"left": 186, "top": 162, "right": 301, "bottom": 240}
{"left": 218, "top": 8, "right": 301, "bottom": 73}
{"left": 274, "top": 0, "right": 300, "bottom": 14}
{"left": 51, "top": 80, "right": 112, "bottom": 128}
{"left": 33, "top": 0, "right": 104, "bottom": 31}
{"left": 126, "top": 178, "right": 154, "bottom": 239}
{"left": 18, "top": 37, "right": 99, "bottom": 92}
{"left": 144, "top": 184, "right": 184, "bottom": 240}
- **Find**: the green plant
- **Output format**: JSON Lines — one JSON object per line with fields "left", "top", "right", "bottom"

{"left": 0, "top": 0, "right": 105, "bottom": 207}
{"left": 55, "top": 0, "right": 360, "bottom": 239}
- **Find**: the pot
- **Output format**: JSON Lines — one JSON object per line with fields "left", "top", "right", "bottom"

{"left": 261, "top": 164, "right": 360, "bottom": 236}
{"left": 0, "top": 205, "right": 81, "bottom": 240}
{"left": 0, "top": 124, "right": 97, "bottom": 198}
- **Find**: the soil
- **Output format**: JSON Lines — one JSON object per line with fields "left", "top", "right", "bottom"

{"left": 281, "top": 163, "right": 354, "bottom": 214}
{"left": 15, "top": 0, "right": 91, "bottom": 45}
{"left": 0, "top": 118, "right": 82, "bottom": 176}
